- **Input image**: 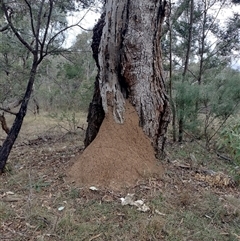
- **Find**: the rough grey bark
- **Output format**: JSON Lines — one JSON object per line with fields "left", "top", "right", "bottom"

{"left": 85, "top": 0, "right": 170, "bottom": 155}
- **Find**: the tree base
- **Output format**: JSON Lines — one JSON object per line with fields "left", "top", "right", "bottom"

{"left": 68, "top": 101, "right": 163, "bottom": 190}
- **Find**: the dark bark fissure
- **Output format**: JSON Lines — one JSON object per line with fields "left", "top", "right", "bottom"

{"left": 118, "top": 0, "right": 130, "bottom": 99}
{"left": 84, "top": 13, "right": 105, "bottom": 147}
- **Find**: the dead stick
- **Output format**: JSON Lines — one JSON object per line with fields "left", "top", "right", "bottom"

{"left": 89, "top": 233, "right": 102, "bottom": 241}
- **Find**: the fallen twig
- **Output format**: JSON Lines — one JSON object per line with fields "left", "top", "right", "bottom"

{"left": 216, "top": 152, "right": 233, "bottom": 163}
{"left": 89, "top": 233, "right": 102, "bottom": 241}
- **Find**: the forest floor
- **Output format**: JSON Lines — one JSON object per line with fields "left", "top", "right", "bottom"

{"left": 0, "top": 112, "right": 240, "bottom": 241}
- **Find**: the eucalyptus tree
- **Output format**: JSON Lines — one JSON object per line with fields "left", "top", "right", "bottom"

{"left": 0, "top": 0, "right": 97, "bottom": 173}
{"left": 84, "top": 0, "right": 171, "bottom": 157}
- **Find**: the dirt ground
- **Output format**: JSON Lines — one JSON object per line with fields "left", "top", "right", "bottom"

{"left": 0, "top": 111, "right": 240, "bottom": 240}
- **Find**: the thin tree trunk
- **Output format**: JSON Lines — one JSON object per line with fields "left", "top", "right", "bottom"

{"left": 0, "top": 61, "right": 38, "bottom": 173}
{"left": 162, "top": 0, "right": 191, "bottom": 36}
{"left": 178, "top": 0, "right": 194, "bottom": 142}
{"left": 168, "top": 0, "right": 177, "bottom": 142}
{"left": 85, "top": 0, "right": 170, "bottom": 155}
{"left": 198, "top": 0, "right": 207, "bottom": 85}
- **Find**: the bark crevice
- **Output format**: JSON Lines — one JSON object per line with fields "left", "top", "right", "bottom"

{"left": 84, "top": 13, "right": 105, "bottom": 148}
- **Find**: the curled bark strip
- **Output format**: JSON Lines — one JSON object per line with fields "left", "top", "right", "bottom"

{"left": 0, "top": 113, "right": 10, "bottom": 134}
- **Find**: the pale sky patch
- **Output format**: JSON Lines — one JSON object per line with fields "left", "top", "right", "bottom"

{"left": 64, "top": 7, "right": 101, "bottom": 48}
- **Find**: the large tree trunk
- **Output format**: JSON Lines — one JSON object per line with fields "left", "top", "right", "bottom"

{"left": 85, "top": 0, "right": 170, "bottom": 155}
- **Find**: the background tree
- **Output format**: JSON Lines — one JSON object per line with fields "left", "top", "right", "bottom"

{"left": 0, "top": 0, "right": 97, "bottom": 173}
{"left": 163, "top": 0, "right": 240, "bottom": 147}
{"left": 36, "top": 31, "right": 96, "bottom": 112}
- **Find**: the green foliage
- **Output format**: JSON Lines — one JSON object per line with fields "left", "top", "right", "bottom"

{"left": 37, "top": 31, "right": 96, "bottom": 111}
{"left": 64, "top": 63, "right": 81, "bottom": 79}
{"left": 169, "top": 64, "right": 240, "bottom": 145}
{"left": 0, "top": 27, "right": 32, "bottom": 103}
{"left": 20, "top": 29, "right": 96, "bottom": 113}
{"left": 218, "top": 118, "right": 240, "bottom": 164}
{"left": 217, "top": 118, "right": 240, "bottom": 184}
{"left": 164, "top": 0, "right": 240, "bottom": 144}
{"left": 209, "top": 74, "right": 240, "bottom": 118}
{"left": 174, "top": 78, "right": 200, "bottom": 135}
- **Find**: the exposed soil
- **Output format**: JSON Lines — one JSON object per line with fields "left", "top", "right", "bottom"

{"left": 68, "top": 101, "right": 163, "bottom": 189}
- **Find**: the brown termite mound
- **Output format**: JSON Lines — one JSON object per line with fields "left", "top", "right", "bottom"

{"left": 68, "top": 101, "right": 163, "bottom": 190}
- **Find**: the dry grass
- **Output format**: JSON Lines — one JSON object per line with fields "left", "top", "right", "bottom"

{"left": 0, "top": 111, "right": 240, "bottom": 240}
